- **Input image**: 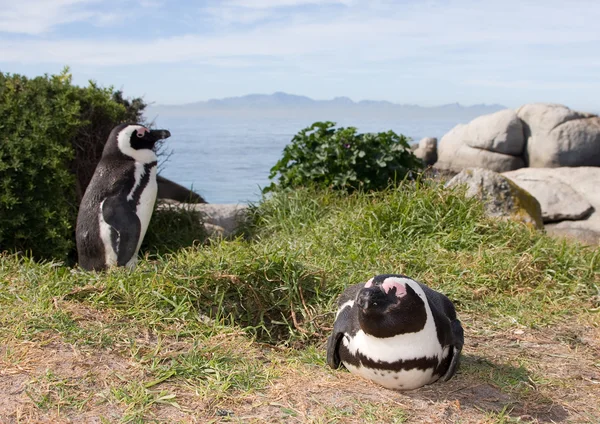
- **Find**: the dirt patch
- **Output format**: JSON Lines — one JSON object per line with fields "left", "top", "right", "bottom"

{"left": 195, "top": 317, "right": 599, "bottom": 423}
{"left": 0, "top": 337, "right": 141, "bottom": 423}
{"left": 0, "top": 312, "right": 599, "bottom": 423}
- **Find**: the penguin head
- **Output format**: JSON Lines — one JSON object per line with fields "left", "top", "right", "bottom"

{"left": 104, "top": 123, "right": 171, "bottom": 163}
{"left": 356, "top": 276, "right": 427, "bottom": 337}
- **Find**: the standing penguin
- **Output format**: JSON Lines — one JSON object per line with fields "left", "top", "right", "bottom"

{"left": 326, "top": 274, "right": 463, "bottom": 390}
{"left": 76, "top": 123, "right": 171, "bottom": 271}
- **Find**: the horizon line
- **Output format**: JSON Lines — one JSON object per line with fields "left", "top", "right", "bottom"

{"left": 150, "top": 91, "right": 508, "bottom": 109}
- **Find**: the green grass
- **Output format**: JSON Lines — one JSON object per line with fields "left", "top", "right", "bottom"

{"left": 1, "top": 180, "right": 598, "bottom": 422}
{"left": 3, "top": 182, "right": 597, "bottom": 345}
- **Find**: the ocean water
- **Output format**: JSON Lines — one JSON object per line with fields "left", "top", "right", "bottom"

{"left": 152, "top": 115, "right": 463, "bottom": 204}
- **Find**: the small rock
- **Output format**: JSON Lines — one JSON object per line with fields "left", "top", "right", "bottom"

{"left": 158, "top": 202, "right": 249, "bottom": 238}
{"left": 413, "top": 137, "right": 438, "bottom": 166}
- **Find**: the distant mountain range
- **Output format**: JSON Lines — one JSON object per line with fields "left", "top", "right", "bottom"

{"left": 147, "top": 92, "right": 506, "bottom": 120}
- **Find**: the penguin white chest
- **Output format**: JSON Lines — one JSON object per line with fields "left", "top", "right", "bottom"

{"left": 342, "top": 329, "right": 447, "bottom": 390}
{"left": 131, "top": 163, "right": 157, "bottom": 247}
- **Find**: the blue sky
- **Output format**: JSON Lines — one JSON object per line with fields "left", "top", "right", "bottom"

{"left": 1, "top": 0, "right": 599, "bottom": 110}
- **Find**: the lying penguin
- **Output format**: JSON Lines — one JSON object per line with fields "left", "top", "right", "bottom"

{"left": 326, "top": 274, "right": 463, "bottom": 390}
{"left": 76, "top": 123, "right": 170, "bottom": 271}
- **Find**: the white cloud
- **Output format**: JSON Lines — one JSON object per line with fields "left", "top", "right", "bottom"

{"left": 465, "top": 79, "right": 600, "bottom": 91}
{"left": 137, "top": 0, "right": 163, "bottom": 8}
{"left": 2, "top": 1, "right": 599, "bottom": 67}
{"left": 222, "top": 0, "right": 352, "bottom": 9}
{"left": 0, "top": 0, "right": 121, "bottom": 34}
{"left": 0, "top": 0, "right": 599, "bottom": 107}
{"left": 202, "top": 6, "right": 273, "bottom": 25}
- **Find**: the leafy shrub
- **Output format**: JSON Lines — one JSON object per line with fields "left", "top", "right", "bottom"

{"left": 0, "top": 72, "right": 80, "bottom": 259}
{"left": 266, "top": 121, "right": 423, "bottom": 192}
{"left": 0, "top": 69, "right": 146, "bottom": 260}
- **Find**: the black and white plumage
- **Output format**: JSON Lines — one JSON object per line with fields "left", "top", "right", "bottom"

{"left": 76, "top": 123, "right": 171, "bottom": 271}
{"left": 326, "top": 274, "right": 463, "bottom": 390}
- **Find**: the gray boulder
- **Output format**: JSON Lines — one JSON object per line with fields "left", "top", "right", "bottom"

{"left": 503, "top": 167, "right": 600, "bottom": 246}
{"left": 517, "top": 103, "right": 600, "bottom": 168}
{"left": 435, "top": 117, "right": 525, "bottom": 172}
{"left": 193, "top": 203, "right": 249, "bottom": 237}
{"left": 503, "top": 169, "right": 593, "bottom": 222}
{"left": 157, "top": 201, "right": 248, "bottom": 238}
{"left": 413, "top": 137, "right": 438, "bottom": 166}
{"left": 464, "top": 109, "right": 525, "bottom": 155}
{"left": 446, "top": 168, "right": 543, "bottom": 229}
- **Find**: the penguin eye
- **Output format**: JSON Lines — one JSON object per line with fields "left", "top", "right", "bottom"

{"left": 136, "top": 131, "right": 145, "bottom": 138}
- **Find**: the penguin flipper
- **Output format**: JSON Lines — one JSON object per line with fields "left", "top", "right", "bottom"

{"left": 102, "top": 196, "right": 141, "bottom": 267}
{"left": 440, "top": 319, "right": 464, "bottom": 382}
{"left": 327, "top": 298, "right": 357, "bottom": 369}
{"left": 326, "top": 332, "right": 343, "bottom": 369}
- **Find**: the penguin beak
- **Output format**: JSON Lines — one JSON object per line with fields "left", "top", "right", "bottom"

{"left": 357, "top": 290, "right": 374, "bottom": 311}
{"left": 150, "top": 129, "right": 171, "bottom": 141}
{"left": 357, "top": 287, "right": 391, "bottom": 312}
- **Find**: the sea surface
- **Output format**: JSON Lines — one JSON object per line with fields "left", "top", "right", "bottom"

{"left": 152, "top": 115, "right": 465, "bottom": 204}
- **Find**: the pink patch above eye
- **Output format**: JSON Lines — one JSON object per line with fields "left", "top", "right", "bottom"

{"left": 364, "top": 278, "right": 374, "bottom": 288}
{"left": 381, "top": 279, "right": 407, "bottom": 297}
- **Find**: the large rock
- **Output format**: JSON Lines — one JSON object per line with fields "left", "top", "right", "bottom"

{"left": 437, "top": 123, "right": 525, "bottom": 173}
{"left": 157, "top": 201, "right": 248, "bottom": 237}
{"left": 504, "top": 167, "right": 600, "bottom": 246}
{"left": 503, "top": 169, "right": 593, "bottom": 222}
{"left": 413, "top": 137, "right": 438, "bottom": 166}
{"left": 193, "top": 204, "right": 249, "bottom": 236}
{"left": 517, "top": 103, "right": 600, "bottom": 168}
{"left": 446, "top": 168, "right": 543, "bottom": 229}
{"left": 464, "top": 109, "right": 525, "bottom": 155}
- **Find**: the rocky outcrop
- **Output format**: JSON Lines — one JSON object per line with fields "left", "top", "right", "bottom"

{"left": 503, "top": 169, "right": 593, "bottom": 222}
{"left": 445, "top": 168, "right": 543, "bottom": 229}
{"left": 193, "top": 203, "right": 249, "bottom": 237}
{"left": 504, "top": 167, "right": 600, "bottom": 245}
{"left": 435, "top": 103, "right": 600, "bottom": 172}
{"left": 157, "top": 175, "right": 206, "bottom": 203}
{"left": 158, "top": 201, "right": 249, "bottom": 238}
{"left": 413, "top": 137, "right": 438, "bottom": 166}
{"left": 517, "top": 104, "right": 600, "bottom": 168}
{"left": 436, "top": 110, "right": 526, "bottom": 173}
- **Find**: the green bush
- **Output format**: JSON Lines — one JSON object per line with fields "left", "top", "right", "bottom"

{"left": 266, "top": 121, "right": 423, "bottom": 192}
{"left": 0, "top": 72, "right": 80, "bottom": 259}
{"left": 0, "top": 69, "right": 146, "bottom": 261}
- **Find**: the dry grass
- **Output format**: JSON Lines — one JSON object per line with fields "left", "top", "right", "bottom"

{"left": 0, "top": 302, "right": 598, "bottom": 423}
